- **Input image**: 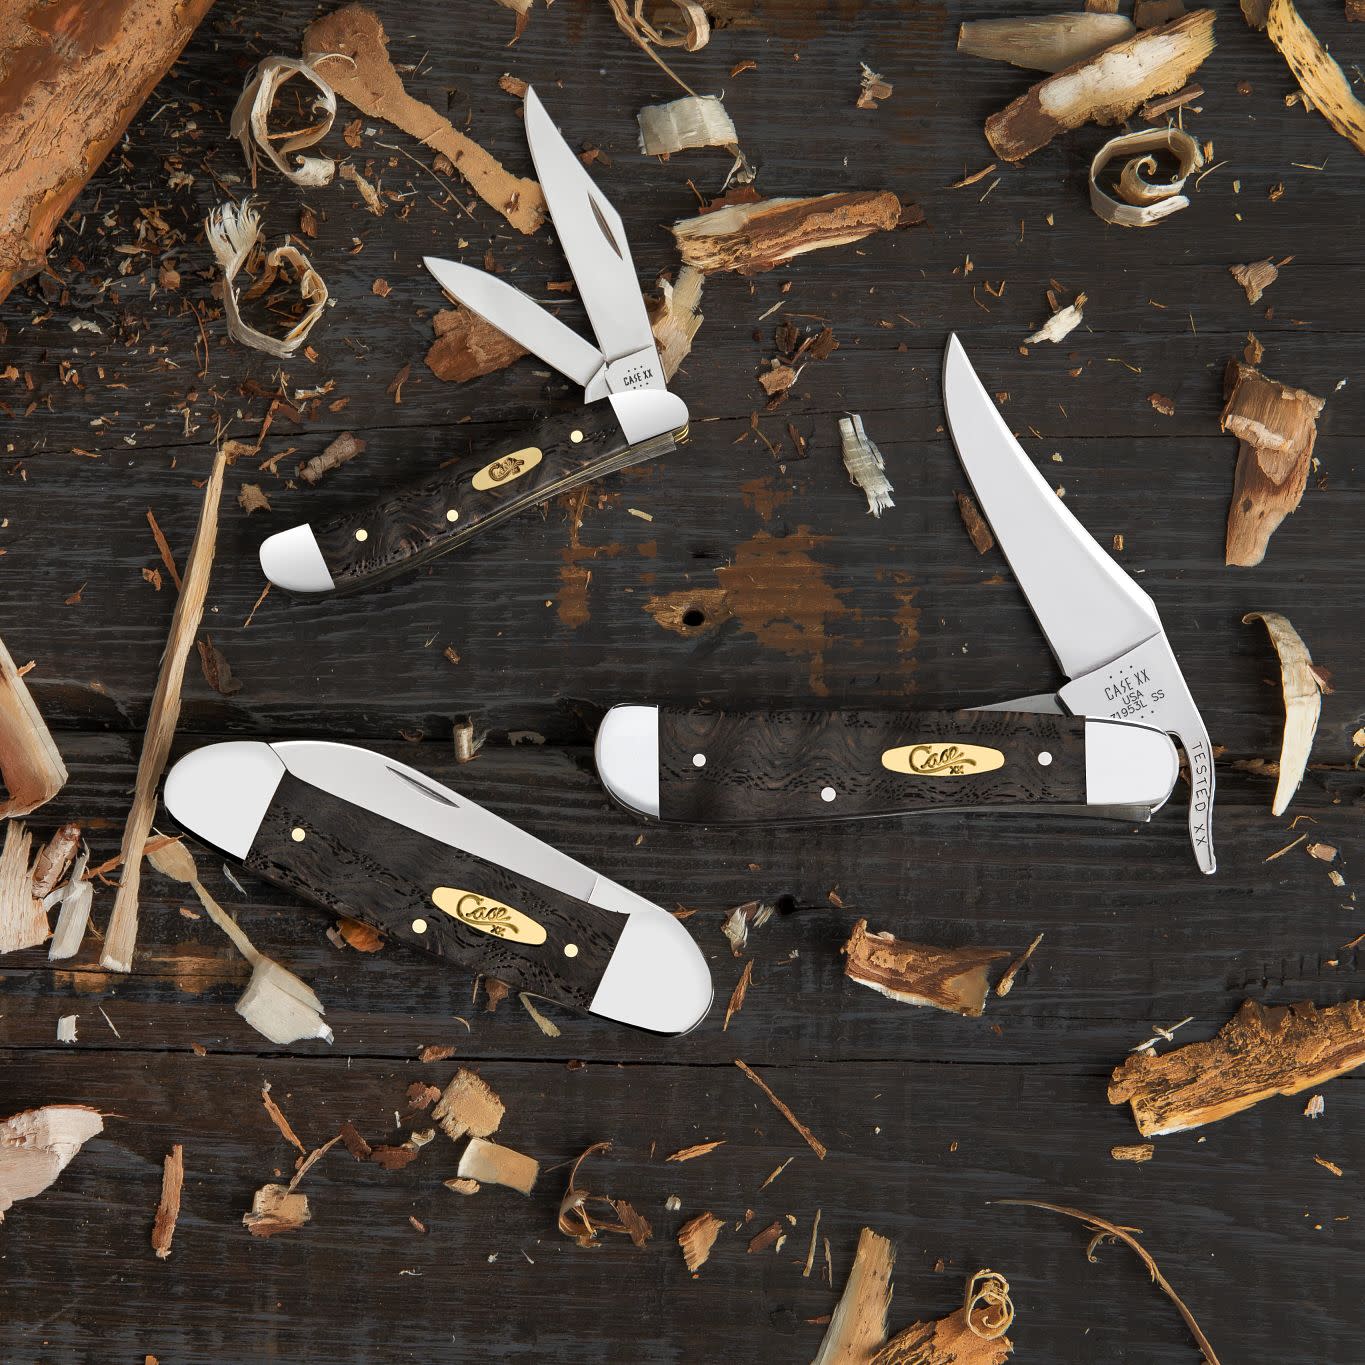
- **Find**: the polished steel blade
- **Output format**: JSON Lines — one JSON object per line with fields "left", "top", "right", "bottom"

{"left": 942, "top": 334, "right": 1162, "bottom": 681}
{"left": 423, "top": 256, "right": 604, "bottom": 391}
{"left": 523, "top": 87, "right": 665, "bottom": 392}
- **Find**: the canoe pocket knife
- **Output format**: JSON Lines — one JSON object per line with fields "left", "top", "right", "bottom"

{"left": 163, "top": 740, "right": 712, "bottom": 1033}
{"left": 259, "top": 86, "right": 688, "bottom": 596}
{"left": 594, "top": 336, "right": 1216, "bottom": 874}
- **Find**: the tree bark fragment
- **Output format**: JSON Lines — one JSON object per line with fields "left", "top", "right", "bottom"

{"left": 843, "top": 919, "right": 1009, "bottom": 1017}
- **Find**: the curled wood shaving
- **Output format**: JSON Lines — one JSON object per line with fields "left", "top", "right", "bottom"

{"left": 230, "top": 57, "right": 338, "bottom": 188}
{"left": 151, "top": 1144, "right": 184, "bottom": 1259}
{"left": 959, "top": 13, "right": 1134, "bottom": 71}
{"left": 813, "top": 1226, "right": 895, "bottom": 1365}
{"left": 615, "top": 0, "right": 709, "bottom": 52}
{"left": 304, "top": 5, "right": 545, "bottom": 234}
{"left": 1025, "top": 294, "right": 1086, "bottom": 344}
{"left": 873, "top": 1269, "right": 1015, "bottom": 1361}
{"left": 458, "top": 1137, "right": 538, "bottom": 1195}
{"left": 102, "top": 449, "right": 227, "bottom": 973}
{"left": 638, "top": 95, "right": 736, "bottom": 156}
{"left": 557, "top": 1141, "right": 653, "bottom": 1249}
{"left": 677, "top": 1209, "right": 725, "bottom": 1273}
{"left": 243, "top": 1183, "right": 310, "bottom": 1237}
{"left": 1089, "top": 128, "right": 1203, "bottom": 226}
{"left": 996, "top": 1199, "right": 1220, "bottom": 1364}
{"left": 985, "top": 10, "right": 1216, "bottom": 161}
{"left": 1242, "top": 612, "right": 1323, "bottom": 815}
{"left": 0, "top": 1105, "right": 103, "bottom": 1220}
{"left": 206, "top": 201, "right": 329, "bottom": 359}
{"left": 839, "top": 414, "right": 894, "bottom": 517}
{"left": 844, "top": 919, "right": 1008, "bottom": 1017}
{"left": 735, "top": 1058, "right": 826, "bottom": 1160}
{"left": 0, "top": 635, "right": 67, "bottom": 818}
{"left": 0, "top": 822, "right": 45, "bottom": 954}
{"left": 1266, "top": 0, "right": 1365, "bottom": 155}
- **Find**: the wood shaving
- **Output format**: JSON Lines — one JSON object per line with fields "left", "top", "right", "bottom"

{"left": 1229, "top": 258, "right": 1279, "bottom": 303}
{"left": 557, "top": 1141, "right": 653, "bottom": 1249}
{"left": 748, "top": 1219, "right": 785, "bottom": 1253}
{"left": 857, "top": 62, "right": 894, "bottom": 108}
{"left": 985, "top": 10, "right": 1216, "bottom": 162}
{"left": 206, "top": 200, "right": 329, "bottom": 359}
{"left": 0, "top": 822, "right": 45, "bottom": 954}
{"left": 647, "top": 266, "right": 704, "bottom": 380}
{"left": 48, "top": 847, "right": 93, "bottom": 961}
{"left": 638, "top": 95, "right": 736, "bottom": 156}
{"left": 304, "top": 5, "right": 545, "bottom": 234}
{"left": 995, "top": 932, "right": 1044, "bottom": 998}
{"left": 1266, "top": 0, "right": 1365, "bottom": 156}
{"left": 677, "top": 1209, "right": 724, "bottom": 1273}
{"left": 230, "top": 57, "right": 337, "bottom": 188}
{"left": 1110, "top": 998, "right": 1365, "bottom": 1136}
{"left": 56, "top": 1015, "right": 77, "bottom": 1043}
{"left": 872, "top": 1269, "right": 1014, "bottom": 1362}
{"left": 1242, "top": 612, "right": 1323, "bottom": 815}
{"left": 667, "top": 1139, "right": 726, "bottom": 1163}
{"left": 151, "top": 1144, "right": 183, "bottom": 1258}
{"left": 0, "top": 1105, "right": 103, "bottom": 1220}
{"left": 519, "top": 992, "right": 561, "bottom": 1037}
{"left": 959, "top": 13, "right": 1134, "bottom": 71}
{"left": 844, "top": 919, "right": 1009, "bottom": 1017}
{"left": 735, "top": 1058, "right": 826, "bottom": 1160}
{"left": 1025, "top": 294, "right": 1086, "bottom": 344}
{"left": 839, "top": 414, "right": 894, "bottom": 517}
{"left": 1111, "top": 1142, "right": 1155, "bottom": 1162}
{"left": 1089, "top": 128, "right": 1203, "bottom": 227}
{"left": 338, "top": 161, "right": 382, "bottom": 215}
{"left": 260, "top": 1082, "right": 305, "bottom": 1154}
{"left": 243, "top": 1183, "right": 310, "bottom": 1238}
{"left": 458, "top": 1137, "right": 538, "bottom": 1195}
{"left": 813, "top": 1226, "right": 894, "bottom": 1364}
{"left": 723, "top": 958, "right": 754, "bottom": 1030}
{"left": 0, "top": 634, "right": 67, "bottom": 818}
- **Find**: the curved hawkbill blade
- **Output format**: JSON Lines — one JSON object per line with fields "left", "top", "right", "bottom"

{"left": 942, "top": 335, "right": 1215, "bottom": 873}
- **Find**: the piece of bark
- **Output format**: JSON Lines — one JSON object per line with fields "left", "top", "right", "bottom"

{"left": 677, "top": 1210, "right": 725, "bottom": 1274}
{"left": 958, "top": 14, "right": 1134, "bottom": 72}
{"left": 813, "top": 1227, "right": 895, "bottom": 1365}
{"left": 723, "top": 958, "right": 754, "bottom": 1031}
{"left": 303, "top": 5, "right": 545, "bottom": 234}
{"left": 0, "top": 635, "right": 67, "bottom": 818}
{"left": 748, "top": 1219, "right": 785, "bottom": 1253}
{"left": 1242, "top": 612, "right": 1323, "bottom": 815}
{"left": 457, "top": 1137, "right": 538, "bottom": 1195}
{"left": 956, "top": 491, "right": 995, "bottom": 554}
{"left": 103, "top": 448, "right": 228, "bottom": 973}
{"left": 424, "top": 305, "right": 527, "bottom": 384}
{"left": 151, "top": 1144, "right": 184, "bottom": 1259}
{"left": 1139, "top": 81, "right": 1203, "bottom": 119}
{"left": 0, "top": 822, "right": 45, "bottom": 955}
{"left": 986, "top": 10, "right": 1217, "bottom": 162}
{"left": 671, "top": 191, "right": 910, "bottom": 275}
{"left": 0, "top": 1105, "right": 103, "bottom": 1220}
{"left": 196, "top": 635, "right": 241, "bottom": 697}
{"left": 1266, "top": 0, "right": 1365, "bottom": 156}
{"left": 647, "top": 266, "right": 704, "bottom": 380}
{"left": 0, "top": 0, "right": 217, "bottom": 304}
{"left": 1220, "top": 361, "right": 1324, "bottom": 566}
{"left": 298, "top": 432, "right": 366, "bottom": 486}
{"left": 1110, "top": 998, "right": 1365, "bottom": 1136}
{"left": 557, "top": 1141, "right": 653, "bottom": 1249}
{"left": 1112, "top": 1142, "right": 1155, "bottom": 1162}
{"left": 339, "top": 1121, "right": 372, "bottom": 1161}
{"left": 1229, "top": 258, "right": 1279, "bottom": 303}
{"left": 48, "top": 848, "right": 92, "bottom": 961}
{"left": 637, "top": 94, "right": 737, "bottom": 155}
{"left": 843, "top": 919, "right": 1009, "bottom": 1017}
{"left": 735, "top": 1058, "right": 827, "bottom": 1159}
{"left": 432, "top": 1068, "right": 504, "bottom": 1142}
{"left": 243, "top": 1183, "right": 310, "bottom": 1237}
{"left": 30, "top": 823, "right": 79, "bottom": 901}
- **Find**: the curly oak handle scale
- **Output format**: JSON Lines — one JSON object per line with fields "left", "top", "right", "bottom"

{"left": 242, "top": 772, "right": 625, "bottom": 1010}
{"left": 311, "top": 405, "right": 682, "bottom": 594}
{"left": 657, "top": 708, "right": 1087, "bottom": 824}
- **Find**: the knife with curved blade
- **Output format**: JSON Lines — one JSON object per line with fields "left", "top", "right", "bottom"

{"left": 163, "top": 740, "right": 712, "bottom": 1034}
{"left": 258, "top": 86, "right": 688, "bottom": 597}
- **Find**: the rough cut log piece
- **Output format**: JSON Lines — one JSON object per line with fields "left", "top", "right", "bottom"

{"left": 985, "top": 10, "right": 1216, "bottom": 161}
{"left": 1109, "top": 998, "right": 1365, "bottom": 1136}
{"left": 0, "top": 0, "right": 218, "bottom": 303}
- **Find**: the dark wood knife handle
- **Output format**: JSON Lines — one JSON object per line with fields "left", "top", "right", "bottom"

{"left": 309, "top": 404, "right": 682, "bottom": 594}
{"left": 242, "top": 772, "right": 625, "bottom": 1011}
{"left": 656, "top": 708, "right": 1087, "bottom": 824}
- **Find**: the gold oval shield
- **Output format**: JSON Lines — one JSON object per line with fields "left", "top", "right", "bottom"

{"left": 881, "top": 742, "right": 1006, "bottom": 778}
{"left": 472, "top": 446, "right": 542, "bottom": 492}
{"left": 432, "top": 887, "right": 547, "bottom": 944}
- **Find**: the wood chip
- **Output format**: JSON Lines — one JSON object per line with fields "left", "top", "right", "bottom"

{"left": 677, "top": 1209, "right": 724, "bottom": 1274}
{"left": 813, "top": 1227, "right": 894, "bottom": 1364}
{"left": 55, "top": 1014, "right": 76, "bottom": 1043}
{"left": 647, "top": 266, "right": 704, "bottom": 380}
{"left": 1089, "top": 128, "right": 1203, "bottom": 227}
{"left": 457, "top": 1137, "right": 538, "bottom": 1195}
{"left": 839, "top": 414, "right": 894, "bottom": 517}
{"left": 103, "top": 451, "right": 227, "bottom": 972}
{"left": 856, "top": 61, "right": 894, "bottom": 108}
{"left": 1266, "top": 0, "right": 1365, "bottom": 156}
{"left": 723, "top": 958, "right": 754, "bottom": 1031}
{"left": 1242, "top": 612, "right": 1323, "bottom": 815}
{"left": 425, "top": 304, "right": 527, "bottom": 384}
{"left": 303, "top": 5, "right": 545, "bottom": 235}
{"left": 956, "top": 491, "right": 995, "bottom": 554}
{"left": 735, "top": 1058, "right": 826, "bottom": 1159}
{"left": 995, "top": 932, "right": 1044, "bottom": 997}
{"left": 844, "top": 919, "right": 1009, "bottom": 1017}
{"left": 334, "top": 915, "right": 383, "bottom": 951}
{"left": 1111, "top": 1142, "right": 1155, "bottom": 1162}
{"left": 237, "top": 482, "right": 272, "bottom": 515}
{"left": 0, "top": 822, "right": 45, "bottom": 955}
{"left": 0, "top": 634, "right": 67, "bottom": 818}
{"left": 959, "top": 13, "right": 1134, "bottom": 71}
{"left": 671, "top": 191, "right": 911, "bottom": 275}
{"left": 1110, "top": 998, "right": 1365, "bottom": 1136}
{"left": 151, "top": 1144, "right": 183, "bottom": 1258}
{"left": 1221, "top": 362, "right": 1325, "bottom": 565}
{"left": 432, "top": 1068, "right": 504, "bottom": 1142}
{"left": 231, "top": 57, "right": 337, "bottom": 188}
{"left": 0, "top": 1105, "right": 103, "bottom": 1220}
{"left": 1229, "top": 258, "right": 1279, "bottom": 303}
{"left": 666, "top": 1139, "right": 726, "bottom": 1163}
{"left": 1025, "top": 294, "right": 1086, "bottom": 344}
{"left": 260, "top": 1083, "right": 305, "bottom": 1154}
{"left": 298, "top": 431, "right": 366, "bottom": 486}
{"left": 557, "top": 1141, "right": 653, "bottom": 1249}
{"left": 243, "top": 1183, "right": 310, "bottom": 1238}
{"left": 748, "top": 1219, "right": 785, "bottom": 1253}
{"left": 637, "top": 95, "right": 736, "bottom": 155}
{"left": 48, "top": 848, "right": 93, "bottom": 961}
{"left": 1140, "top": 81, "right": 1203, "bottom": 118}
{"left": 985, "top": 10, "right": 1216, "bottom": 162}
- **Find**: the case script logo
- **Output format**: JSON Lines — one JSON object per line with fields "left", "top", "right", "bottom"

{"left": 431, "top": 887, "right": 547, "bottom": 944}
{"left": 880, "top": 742, "right": 1006, "bottom": 778}
{"left": 472, "top": 445, "right": 543, "bottom": 492}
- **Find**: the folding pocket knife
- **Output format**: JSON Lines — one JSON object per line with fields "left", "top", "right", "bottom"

{"left": 259, "top": 86, "right": 688, "bottom": 596}
{"left": 594, "top": 336, "right": 1217, "bottom": 874}
{"left": 163, "top": 740, "right": 712, "bottom": 1033}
